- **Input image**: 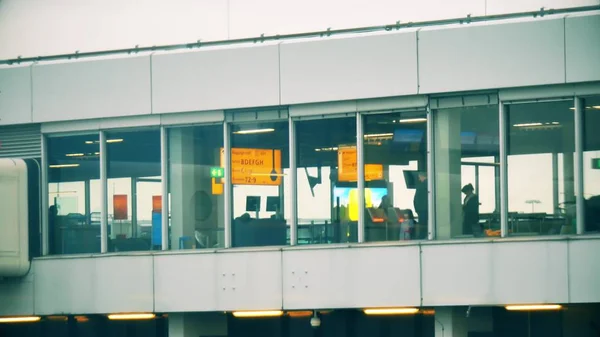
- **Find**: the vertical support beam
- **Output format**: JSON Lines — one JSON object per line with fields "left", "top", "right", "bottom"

{"left": 289, "top": 117, "right": 298, "bottom": 245}
{"left": 499, "top": 102, "right": 509, "bottom": 238}
{"left": 100, "top": 131, "right": 108, "bottom": 253}
{"left": 161, "top": 126, "right": 169, "bottom": 250}
{"left": 41, "top": 134, "right": 49, "bottom": 255}
{"left": 474, "top": 165, "right": 480, "bottom": 197}
{"left": 84, "top": 180, "right": 91, "bottom": 225}
{"left": 574, "top": 97, "right": 585, "bottom": 234}
{"left": 223, "top": 122, "right": 232, "bottom": 248}
{"left": 356, "top": 113, "right": 365, "bottom": 243}
{"left": 552, "top": 153, "right": 559, "bottom": 214}
{"left": 427, "top": 105, "right": 436, "bottom": 240}
{"left": 494, "top": 155, "right": 501, "bottom": 213}
{"left": 131, "top": 178, "right": 137, "bottom": 238}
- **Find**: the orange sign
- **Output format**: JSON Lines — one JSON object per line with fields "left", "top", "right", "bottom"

{"left": 152, "top": 196, "right": 161, "bottom": 213}
{"left": 113, "top": 195, "right": 128, "bottom": 220}
{"left": 220, "top": 148, "right": 282, "bottom": 185}
{"left": 337, "top": 146, "right": 384, "bottom": 182}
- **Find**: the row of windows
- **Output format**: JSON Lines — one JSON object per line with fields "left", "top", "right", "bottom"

{"left": 45, "top": 96, "right": 600, "bottom": 255}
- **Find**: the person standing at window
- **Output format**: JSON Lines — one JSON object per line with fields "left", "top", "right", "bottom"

{"left": 413, "top": 172, "right": 428, "bottom": 230}
{"left": 462, "top": 184, "right": 481, "bottom": 237}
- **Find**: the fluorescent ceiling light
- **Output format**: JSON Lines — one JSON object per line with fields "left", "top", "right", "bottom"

{"left": 363, "top": 308, "right": 419, "bottom": 315}
{"left": 287, "top": 311, "right": 313, "bottom": 318}
{"left": 49, "top": 164, "right": 80, "bottom": 169}
{"left": 232, "top": 310, "right": 283, "bottom": 318}
{"left": 513, "top": 122, "right": 543, "bottom": 127}
{"left": 233, "top": 128, "right": 275, "bottom": 135}
{"left": 593, "top": 106, "right": 600, "bottom": 109}
{"left": 0, "top": 316, "right": 41, "bottom": 323}
{"left": 65, "top": 153, "right": 84, "bottom": 157}
{"left": 398, "top": 118, "right": 427, "bottom": 123}
{"left": 107, "top": 313, "right": 156, "bottom": 320}
{"left": 364, "top": 133, "right": 393, "bottom": 139}
{"left": 505, "top": 304, "right": 562, "bottom": 311}
{"left": 85, "top": 139, "right": 123, "bottom": 144}
{"left": 315, "top": 147, "right": 338, "bottom": 152}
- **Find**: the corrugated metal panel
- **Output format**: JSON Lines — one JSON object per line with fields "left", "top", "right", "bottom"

{"left": 0, "top": 124, "right": 41, "bottom": 158}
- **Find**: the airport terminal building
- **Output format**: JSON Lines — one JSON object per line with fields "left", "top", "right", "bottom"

{"left": 0, "top": 5, "right": 600, "bottom": 337}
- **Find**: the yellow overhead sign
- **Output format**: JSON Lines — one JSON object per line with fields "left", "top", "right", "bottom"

{"left": 337, "top": 146, "right": 383, "bottom": 182}
{"left": 220, "top": 148, "right": 282, "bottom": 186}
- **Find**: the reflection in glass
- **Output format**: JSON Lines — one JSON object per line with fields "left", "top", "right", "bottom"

{"left": 231, "top": 122, "right": 290, "bottom": 247}
{"left": 295, "top": 117, "right": 357, "bottom": 244}
{"left": 47, "top": 134, "right": 101, "bottom": 255}
{"left": 434, "top": 105, "right": 500, "bottom": 239}
{"left": 583, "top": 96, "right": 600, "bottom": 233}
{"left": 363, "top": 112, "right": 428, "bottom": 242}
{"left": 106, "top": 130, "right": 161, "bottom": 252}
{"left": 168, "top": 125, "right": 224, "bottom": 249}
{"left": 507, "top": 100, "right": 575, "bottom": 236}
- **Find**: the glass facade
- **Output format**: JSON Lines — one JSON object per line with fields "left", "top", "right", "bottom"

{"left": 295, "top": 116, "right": 357, "bottom": 244}
{"left": 583, "top": 96, "right": 600, "bottom": 233}
{"left": 39, "top": 93, "right": 600, "bottom": 252}
{"left": 363, "top": 111, "right": 428, "bottom": 242}
{"left": 47, "top": 134, "right": 101, "bottom": 255}
{"left": 106, "top": 129, "right": 161, "bottom": 252}
{"left": 433, "top": 104, "right": 499, "bottom": 239}
{"left": 506, "top": 100, "right": 575, "bottom": 236}
{"left": 230, "top": 121, "right": 290, "bottom": 247}
{"left": 168, "top": 124, "right": 224, "bottom": 250}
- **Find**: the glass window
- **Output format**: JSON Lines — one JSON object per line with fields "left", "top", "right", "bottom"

{"left": 583, "top": 96, "right": 600, "bottom": 233}
{"left": 363, "top": 111, "right": 428, "bottom": 242}
{"left": 434, "top": 105, "right": 500, "bottom": 239}
{"left": 106, "top": 130, "right": 161, "bottom": 252}
{"left": 294, "top": 117, "right": 357, "bottom": 245}
{"left": 47, "top": 134, "right": 101, "bottom": 255}
{"left": 230, "top": 122, "right": 290, "bottom": 247}
{"left": 507, "top": 100, "right": 575, "bottom": 236}
{"left": 168, "top": 124, "right": 224, "bottom": 249}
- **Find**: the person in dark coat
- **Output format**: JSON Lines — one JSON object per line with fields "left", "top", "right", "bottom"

{"left": 413, "top": 172, "right": 428, "bottom": 229}
{"left": 462, "top": 184, "right": 481, "bottom": 237}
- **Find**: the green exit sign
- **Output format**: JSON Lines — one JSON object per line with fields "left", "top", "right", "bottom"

{"left": 593, "top": 158, "right": 600, "bottom": 170}
{"left": 210, "top": 167, "right": 224, "bottom": 178}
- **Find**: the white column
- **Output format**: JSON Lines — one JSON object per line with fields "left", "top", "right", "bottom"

{"left": 100, "top": 131, "right": 108, "bottom": 253}
{"left": 427, "top": 106, "right": 436, "bottom": 240}
{"left": 574, "top": 97, "right": 585, "bottom": 234}
{"left": 41, "top": 134, "right": 49, "bottom": 255}
{"left": 289, "top": 117, "right": 298, "bottom": 245}
{"left": 434, "top": 109, "right": 462, "bottom": 239}
{"left": 169, "top": 128, "right": 197, "bottom": 250}
{"left": 169, "top": 312, "right": 228, "bottom": 337}
{"left": 160, "top": 126, "right": 169, "bottom": 250}
{"left": 499, "top": 103, "right": 509, "bottom": 237}
{"left": 357, "top": 113, "right": 365, "bottom": 243}
{"left": 223, "top": 122, "right": 232, "bottom": 248}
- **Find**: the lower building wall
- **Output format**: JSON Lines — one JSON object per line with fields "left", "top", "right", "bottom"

{"left": 0, "top": 236, "right": 599, "bottom": 316}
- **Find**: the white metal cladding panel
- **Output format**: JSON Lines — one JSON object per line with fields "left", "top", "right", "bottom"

{"left": 491, "top": 240, "right": 568, "bottom": 304}
{"left": 151, "top": 45, "right": 280, "bottom": 114}
{"left": 568, "top": 238, "right": 600, "bottom": 303}
{"left": 32, "top": 56, "right": 151, "bottom": 123}
{"left": 33, "top": 258, "right": 95, "bottom": 315}
{"left": 153, "top": 253, "right": 218, "bottom": 312}
{"left": 282, "top": 246, "right": 421, "bottom": 309}
{"left": 0, "top": 124, "right": 41, "bottom": 158}
{"left": 0, "top": 273, "right": 34, "bottom": 316}
{"left": 418, "top": 18, "right": 566, "bottom": 94}
{"left": 94, "top": 255, "right": 154, "bottom": 313}
{"left": 280, "top": 32, "right": 418, "bottom": 105}
{"left": 565, "top": 13, "right": 600, "bottom": 83}
{"left": 421, "top": 242, "right": 494, "bottom": 306}
{"left": 216, "top": 250, "right": 283, "bottom": 311}
{"left": 0, "top": 66, "right": 32, "bottom": 125}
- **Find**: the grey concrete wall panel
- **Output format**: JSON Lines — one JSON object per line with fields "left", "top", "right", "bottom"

{"left": 160, "top": 110, "right": 224, "bottom": 126}
{"left": 0, "top": 272, "right": 34, "bottom": 315}
{"left": 0, "top": 66, "right": 32, "bottom": 125}
{"left": 32, "top": 56, "right": 151, "bottom": 123}
{"left": 94, "top": 255, "right": 154, "bottom": 314}
{"left": 151, "top": 45, "right": 280, "bottom": 114}
{"left": 418, "top": 18, "right": 566, "bottom": 94}
{"left": 289, "top": 101, "right": 357, "bottom": 118}
{"left": 491, "top": 240, "right": 568, "bottom": 304}
{"left": 422, "top": 240, "right": 569, "bottom": 306}
{"left": 33, "top": 258, "right": 95, "bottom": 315}
{"left": 280, "top": 32, "right": 418, "bottom": 105}
{"left": 421, "top": 242, "right": 494, "bottom": 306}
{"left": 568, "top": 238, "right": 600, "bottom": 303}
{"left": 565, "top": 13, "right": 600, "bottom": 83}
{"left": 357, "top": 95, "right": 428, "bottom": 113}
{"left": 153, "top": 253, "right": 218, "bottom": 312}
{"left": 282, "top": 246, "right": 421, "bottom": 309}
{"left": 216, "top": 250, "right": 283, "bottom": 311}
